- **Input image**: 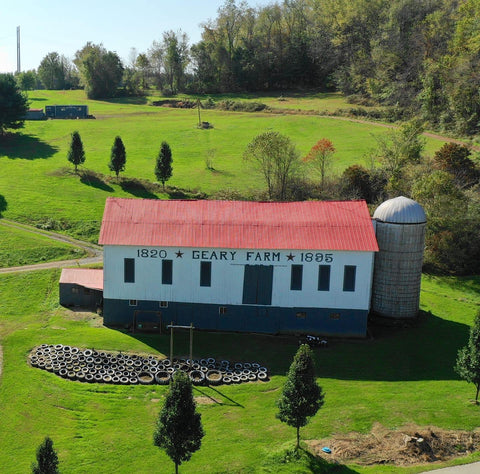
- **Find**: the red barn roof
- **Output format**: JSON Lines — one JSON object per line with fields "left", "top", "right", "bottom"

{"left": 98, "top": 198, "right": 378, "bottom": 252}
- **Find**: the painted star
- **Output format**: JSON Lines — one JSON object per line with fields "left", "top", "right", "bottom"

{"left": 175, "top": 250, "right": 184, "bottom": 258}
{"left": 286, "top": 253, "right": 295, "bottom": 261}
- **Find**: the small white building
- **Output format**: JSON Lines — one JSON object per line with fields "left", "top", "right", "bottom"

{"left": 96, "top": 198, "right": 379, "bottom": 337}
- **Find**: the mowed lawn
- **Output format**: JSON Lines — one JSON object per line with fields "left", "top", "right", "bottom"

{"left": 0, "top": 223, "right": 86, "bottom": 267}
{"left": 0, "top": 90, "right": 449, "bottom": 235}
{"left": 0, "top": 270, "right": 479, "bottom": 473}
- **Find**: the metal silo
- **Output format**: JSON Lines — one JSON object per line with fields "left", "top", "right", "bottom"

{"left": 371, "top": 196, "right": 426, "bottom": 319}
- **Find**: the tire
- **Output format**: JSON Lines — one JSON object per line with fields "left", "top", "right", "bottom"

{"left": 59, "top": 368, "right": 68, "bottom": 378}
{"left": 155, "top": 371, "right": 171, "bottom": 385}
{"left": 85, "top": 373, "right": 94, "bottom": 383}
{"left": 189, "top": 370, "right": 206, "bottom": 385}
{"left": 257, "top": 372, "right": 268, "bottom": 381}
{"left": 138, "top": 372, "right": 154, "bottom": 385}
{"left": 234, "top": 362, "right": 243, "bottom": 370}
{"left": 206, "top": 369, "right": 223, "bottom": 386}
{"left": 223, "top": 376, "right": 232, "bottom": 385}
{"left": 231, "top": 375, "right": 241, "bottom": 384}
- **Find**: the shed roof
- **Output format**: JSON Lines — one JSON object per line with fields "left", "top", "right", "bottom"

{"left": 59, "top": 268, "right": 103, "bottom": 290}
{"left": 99, "top": 198, "right": 378, "bottom": 252}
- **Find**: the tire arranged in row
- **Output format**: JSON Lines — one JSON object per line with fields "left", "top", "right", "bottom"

{"left": 28, "top": 344, "right": 269, "bottom": 386}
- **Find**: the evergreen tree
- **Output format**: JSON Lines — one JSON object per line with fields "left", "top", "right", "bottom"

{"left": 155, "top": 141, "right": 173, "bottom": 189}
{"left": 277, "top": 344, "right": 324, "bottom": 450}
{"left": 109, "top": 136, "right": 126, "bottom": 178}
{"left": 67, "top": 131, "right": 85, "bottom": 173}
{"left": 154, "top": 371, "right": 204, "bottom": 474}
{"left": 0, "top": 73, "right": 29, "bottom": 136}
{"left": 31, "top": 436, "right": 59, "bottom": 474}
{"left": 455, "top": 312, "right": 480, "bottom": 403}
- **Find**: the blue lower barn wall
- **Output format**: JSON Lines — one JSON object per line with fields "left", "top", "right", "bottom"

{"left": 103, "top": 299, "right": 368, "bottom": 337}
{"left": 60, "top": 284, "right": 103, "bottom": 309}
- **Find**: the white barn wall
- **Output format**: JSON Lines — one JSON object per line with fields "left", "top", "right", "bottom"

{"left": 103, "top": 245, "right": 374, "bottom": 310}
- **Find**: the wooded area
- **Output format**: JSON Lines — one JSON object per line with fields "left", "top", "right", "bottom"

{"left": 16, "top": 0, "right": 480, "bottom": 136}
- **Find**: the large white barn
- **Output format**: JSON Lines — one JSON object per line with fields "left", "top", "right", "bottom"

{"left": 92, "top": 197, "right": 379, "bottom": 337}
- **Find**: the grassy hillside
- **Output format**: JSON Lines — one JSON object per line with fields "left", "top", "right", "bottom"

{"left": 0, "top": 90, "right": 449, "bottom": 241}
{"left": 0, "top": 270, "right": 479, "bottom": 473}
{"left": 0, "top": 223, "right": 86, "bottom": 267}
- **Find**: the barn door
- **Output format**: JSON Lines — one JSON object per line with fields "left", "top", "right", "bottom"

{"left": 242, "top": 265, "right": 273, "bottom": 305}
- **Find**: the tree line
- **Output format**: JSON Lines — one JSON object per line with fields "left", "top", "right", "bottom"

{"left": 14, "top": 0, "right": 480, "bottom": 135}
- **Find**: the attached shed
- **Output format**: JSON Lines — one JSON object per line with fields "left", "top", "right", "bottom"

{"left": 59, "top": 268, "right": 103, "bottom": 310}
{"left": 98, "top": 198, "right": 379, "bottom": 337}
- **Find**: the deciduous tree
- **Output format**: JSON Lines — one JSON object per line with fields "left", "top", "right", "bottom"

{"left": 31, "top": 436, "right": 59, "bottom": 474}
{"left": 277, "top": 344, "right": 324, "bottom": 450}
{"left": 154, "top": 371, "right": 204, "bottom": 474}
{"left": 455, "top": 312, "right": 480, "bottom": 403}
{"left": 0, "top": 73, "right": 29, "bottom": 136}
{"left": 109, "top": 136, "right": 126, "bottom": 178}
{"left": 67, "top": 131, "right": 85, "bottom": 173}
{"left": 303, "top": 138, "right": 335, "bottom": 189}
{"left": 155, "top": 141, "right": 173, "bottom": 189}
{"left": 74, "top": 43, "right": 123, "bottom": 99}
{"left": 243, "top": 131, "right": 300, "bottom": 200}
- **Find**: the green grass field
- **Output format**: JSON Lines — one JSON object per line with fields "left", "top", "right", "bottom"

{"left": 0, "top": 223, "right": 86, "bottom": 267}
{"left": 1, "top": 90, "right": 479, "bottom": 473}
{"left": 0, "top": 270, "right": 479, "bottom": 473}
{"left": 0, "top": 90, "right": 449, "bottom": 241}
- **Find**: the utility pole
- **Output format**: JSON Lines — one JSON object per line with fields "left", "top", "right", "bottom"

{"left": 16, "top": 26, "right": 21, "bottom": 73}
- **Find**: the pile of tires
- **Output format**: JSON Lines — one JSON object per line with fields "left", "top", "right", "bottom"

{"left": 28, "top": 344, "right": 269, "bottom": 386}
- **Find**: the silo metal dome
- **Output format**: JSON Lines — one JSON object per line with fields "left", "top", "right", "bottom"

{"left": 373, "top": 196, "right": 426, "bottom": 224}
{"left": 371, "top": 196, "right": 426, "bottom": 319}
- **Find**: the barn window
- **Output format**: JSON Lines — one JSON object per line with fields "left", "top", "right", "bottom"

{"left": 200, "top": 261, "right": 211, "bottom": 287}
{"left": 318, "top": 265, "right": 331, "bottom": 291}
{"left": 290, "top": 265, "right": 303, "bottom": 290}
{"left": 71, "top": 287, "right": 79, "bottom": 294}
{"left": 219, "top": 306, "right": 227, "bottom": 315}
{"left": 159, "top": 301, "right": 168, "bottom": 308}
{"left": 124, "top": 258, "right": 135, "bottom": 283}
{"left": 296, "top": 311, "right": 306, "bottom": 319}
{"left": 129, "top": 300, "right": 137, "bottom": 306}
{"left": 83, "top": 288, "right": 91, "bottom": 295}
{"left": 343, "top": 265, "right": 356, "bottom": 292}
{"left": 330, "top": 312, "right": 340, "bottom": 320}
{"left": 162, "top": 259, "right": 173, "bottom": 285}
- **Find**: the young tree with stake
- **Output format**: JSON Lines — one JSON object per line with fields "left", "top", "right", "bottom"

{"left": 277, "top": 344, "right": 324, "bottom": 450}
{"left": 67, "top": 131, "right": 85, "bottom": 173}
{"left": 154, "top": 371, "right": 204, "bottom": 474}
{"left": 109, "top": 136, "right": 126, "bottom": 179}
{"left": 155, "top": 141, "right": 173, "bottom": 189}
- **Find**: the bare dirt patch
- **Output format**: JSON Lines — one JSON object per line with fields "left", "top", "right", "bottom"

{"left": 195, "top": 396, "right": 221, "bottom": 405}
{"left": 308, "top": 423, "right": 480, "bottom": 466}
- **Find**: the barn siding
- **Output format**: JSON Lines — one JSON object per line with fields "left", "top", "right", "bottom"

{"left": 103, "top": 299, "right": 368, "bottom": 337}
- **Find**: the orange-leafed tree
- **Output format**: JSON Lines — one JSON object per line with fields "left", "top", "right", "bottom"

{"left": 303, "top": 139, "right": 335, "bottom": 189}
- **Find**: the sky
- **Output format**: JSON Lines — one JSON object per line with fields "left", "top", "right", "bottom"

{"left": 0, "top": 0, "right": 274, "bottom": 73}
